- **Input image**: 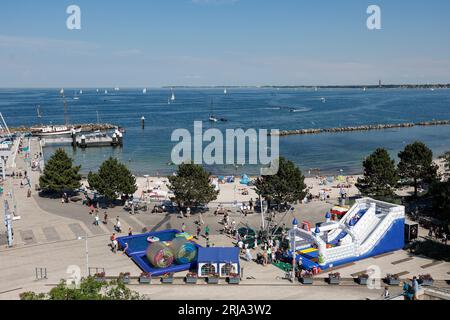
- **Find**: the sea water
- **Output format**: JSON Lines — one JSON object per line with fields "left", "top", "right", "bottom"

{"left": 1, "top": 87, "right": 450, "bottom": 176}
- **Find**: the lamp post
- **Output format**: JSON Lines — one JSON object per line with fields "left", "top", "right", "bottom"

{"left": 291, "top": 218, "right": 299, "bottom": 283}
{"left": 78, "top": 233, "right": 89, "bottom": 277}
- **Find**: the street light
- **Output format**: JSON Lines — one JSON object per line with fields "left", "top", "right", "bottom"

{"left": 77, "top": 233, "right": 89, "bottom": 277}
{"left": 290, "top": 216, "right": 299, "bottom": 283}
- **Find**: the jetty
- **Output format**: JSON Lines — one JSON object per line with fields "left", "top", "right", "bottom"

{"left": 271, "top": 119, "right": 450, "bottom": 137}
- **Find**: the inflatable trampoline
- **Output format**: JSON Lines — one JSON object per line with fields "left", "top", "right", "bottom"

{"left": 117, "top": 229, "right": 202, "bottom": 276}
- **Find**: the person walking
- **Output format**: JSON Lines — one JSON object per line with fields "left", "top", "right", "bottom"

{"left": 115, "top": 217, "right": 122, "bottom": 233}
{"left": 412, "top": 277, "right": 420, "bottom": 300}
{"left": 94, "top": 213, "right": 100, "bottom": 226}
{"left": 382, "top": 287, "right": 390, "bottom": 300}
{"left": 103, "top": 212, "right": 108, "bottom": 225}
{"left": 196, "top": 225, "right": 201, "bottom": 239}
{"left": 205, "top": 225, "right": 210, "bottom": 238}
{"left": 245, "top": 247, "right": 253, "bottom": 262}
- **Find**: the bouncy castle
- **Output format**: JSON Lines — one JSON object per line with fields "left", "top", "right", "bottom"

{"left": 287, "top": 198, "right": 405, "bottom": 271}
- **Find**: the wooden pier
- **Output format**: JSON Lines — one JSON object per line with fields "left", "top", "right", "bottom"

{"left": 41, "top": 131, "right": 123, "bottom": 149}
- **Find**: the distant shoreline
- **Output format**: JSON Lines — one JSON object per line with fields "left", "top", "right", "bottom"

{"left": 0, "top": 84, "right": 449, "bottom": 90}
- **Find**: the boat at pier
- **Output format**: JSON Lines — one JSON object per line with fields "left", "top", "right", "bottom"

{"left": 31, "top": 125, "right": 81, "bottom": 137}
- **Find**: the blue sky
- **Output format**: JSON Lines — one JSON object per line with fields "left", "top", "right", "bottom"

{"left": 0, "top": 0, "right": 449, "bottom": 87}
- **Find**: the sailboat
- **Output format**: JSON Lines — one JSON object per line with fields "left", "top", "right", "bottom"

{"left": 167, "top": 98, "right": 171, "bottom": 105}
{"left": 363, "top": 87, "right": 367, "bottom": 92}
{"left": 79, "top": 90, "right": 83, "bottom": 95}
{"left": 224, "top": 88, "right": 228, "bottom": 94}
{"left": 104, "top": 90, "right": 108, "bottom": 94}
{"left": 143, "top": 88, "right": 147, "bottom": 94}
{"left": 171, "top": 90, "right": 176, "bottom": 101}
{"left": 60, "top": 88, "right": 64, "bottom": 95}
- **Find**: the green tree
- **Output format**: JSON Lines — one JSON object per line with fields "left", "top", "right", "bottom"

{"left": 356, "top": 148, "right": 398, "bottom": 199}
{"left": 87, "top": 157, "right": 137, "bottom": 203}
{"left": 20, "top": 277, "right": 142, "bottom": 300}
{"left": 397, "top": 141, "right": 438, "bottom": 197}
{"left": 429, "top": 180, "right": 450, "bottom": 223}
{"left": 39, "top": 148, "right": 81, "bottom": 194}
{"left": 168, "top": 163, "right": 218, "bottom": 208}
{"left": 254, "top": 157, "right": 307, "bottom": 210}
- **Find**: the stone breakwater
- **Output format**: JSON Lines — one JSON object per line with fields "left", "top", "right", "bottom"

{"left": 271, "top": 120, "right": 450, "bottom": 136}
{"left": 9, "top": 123, "right": 118, "bottom": 133}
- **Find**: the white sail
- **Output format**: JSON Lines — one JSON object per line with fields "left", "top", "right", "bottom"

{"left": 105, "top": 90, "right": 108, "bottom": 94}
{"left": 143, "top": 88, "right": 147, "bottom": 94}
{"left": 171, "top": 92, "right": 175, "bottom": 101}
{"left": 224, "top": 88, "right": 227, "bottom": 94}
{"left": 79, "top": 90, "right": 83, "bottom": 95}
{"left": 60, "top": 88, "right": 64, "bottom": 95}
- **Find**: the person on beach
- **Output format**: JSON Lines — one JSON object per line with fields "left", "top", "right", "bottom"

{"left": 205, "top": 225, "right": 210, "bottom": 238}
{"left": 94, "top": 214, "right": 99, "bottom": 226}
{"left": 128, "top": 227, "right": 133, "bottom": 236}
{"left": 103, "top": 212, "right": 108, "bottom": 224}
{"left": 181, "top": 223, "right": 186, "bottom": 233}
{"left": 196, "top": 225, "right": 201, "bottom": 239}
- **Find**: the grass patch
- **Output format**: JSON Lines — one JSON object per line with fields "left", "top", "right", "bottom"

{"left": 272, "top": 261, "right": 292, "bottom": 272}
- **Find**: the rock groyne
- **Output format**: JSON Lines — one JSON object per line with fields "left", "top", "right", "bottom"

{"left": 271, "top": 120, "right": 450, "bottom": 136}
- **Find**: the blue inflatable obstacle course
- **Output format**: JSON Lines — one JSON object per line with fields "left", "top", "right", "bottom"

{"left": 117, "top": 229, "right": 201, "bottom": 276}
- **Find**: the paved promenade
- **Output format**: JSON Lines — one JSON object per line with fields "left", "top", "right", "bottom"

{"left": 0, "top": 138, "right": 449, "bottom": 300}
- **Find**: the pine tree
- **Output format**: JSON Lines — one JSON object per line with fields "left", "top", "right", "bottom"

{"left": 87, "top": 157, "right": 137, "bottom": 203}
{"left": 168, "top": 163, "right": 219, "bottom": 208}
{"left": 398, "top": 141, "right": 438, "bottom": 197}
{"left": 39, "top": 148, "right": 81, "bottom": 194}
{"left": 356, "top": 148, "right": 398, "bottom": 198}
{"left": 254, "top": 157, "right": 307, "bottom": 209}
